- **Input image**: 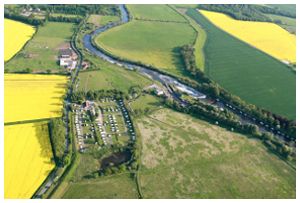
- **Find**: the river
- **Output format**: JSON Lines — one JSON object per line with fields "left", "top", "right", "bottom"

{"left": 82, "top": 4, "right": 289, "bottom": 142}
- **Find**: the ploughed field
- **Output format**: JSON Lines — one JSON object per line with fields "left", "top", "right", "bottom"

{"left": 200, "top": 10, "right": 296, "bottom": 63}
{"left": 187, "top": 9, "right": 296, "bottom": 120}
{"left": 4, "top": 122, "right": 55, "bottom": 198}
{"left": 4, "top": 18, "right": 36, "bottom": 62}
{"left": 5, "top": 74, "right": 68, "bottom": 123}
{"left": 136, "top": 107, "right": 296, "bottom": 198}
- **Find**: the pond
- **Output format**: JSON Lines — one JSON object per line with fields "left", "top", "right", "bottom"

{"left": 100, "top": 150, "right": 131, "bottom": 170}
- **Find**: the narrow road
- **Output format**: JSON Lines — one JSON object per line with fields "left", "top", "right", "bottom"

{"left": 83, "top": 5, "right": 290, "bottom": 142}
{"left": 33, "top": 20, "right": 83, "bottom": 199}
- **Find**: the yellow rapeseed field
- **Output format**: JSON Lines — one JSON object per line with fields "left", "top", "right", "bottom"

{"left": 5, "top": 122, "right": 55, "bottom": 198}
{"left": 5, "top": 74, "right": 68, "bottom": 123}
{"left": 200, "top": 10, "right": 296, "bottom": 63}
{"left": 4, "top": 18, "right": 36, "bottom": 62}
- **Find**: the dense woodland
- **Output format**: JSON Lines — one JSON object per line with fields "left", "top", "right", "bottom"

{"left": 198, "top": 4, "right": 295, "bottom": 22}
{"left": 37, "top": 4, "right": 120, "bottom": 16}
{"left": 49, "top": 118, "right": 68, "bottom": 166}
{"left": 4, "top": 4, "right": 120, "bottom": 25}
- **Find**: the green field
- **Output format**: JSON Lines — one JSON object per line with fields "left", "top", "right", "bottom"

{"left": 62, "top": 173, "right": 138, "bottom": 198}
{"left": 130, "top": 93, "right": 163, "bottom": 113}
{"left": 87, "top": 14, "right": 120, "bottom": 27}
{"left": 136, "top": 107, "right": 295, "bottom": 198}
{"left": 183, "top": 10, "right": 206, "bottom": 70}
{"left": 127, "top": 4, "right": 187, "bottom": 22}
{"left": 5, "top": 22, "right": 75, "bottom": 72}
{"left": 268, "top": 4, "right": 296, "bottom": 16}
{"left": 95, "top": 20, "right": 196, "bottom": 75}
{"left": 187, "top": 9, "right": 296, "bottom": 120}
{"left": 77, "top": 59, "right": 152, "bottom": 93}
{"left": 266, "top": 14, "right": 296, "bottom": 34}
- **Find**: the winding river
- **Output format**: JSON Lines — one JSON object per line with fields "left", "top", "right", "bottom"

{"left": 82, "top": 4, "right": 289, "bottom": 141}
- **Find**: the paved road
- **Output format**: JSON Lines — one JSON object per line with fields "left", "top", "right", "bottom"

{"left": 33, "top": 20, "right": 83, "bottom": 199}
{"left": 34, "top": 4, "right": 291, "bottom": 199}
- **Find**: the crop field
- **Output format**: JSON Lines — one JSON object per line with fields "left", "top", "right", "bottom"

{"left": 4, "top": 18, "right": 36, "bottom": 62}
{"left": 4, "top": 74, "right": 68, "bottom": 123}
{"left": 95, "top": 20, "right": 196, "bottom": 75}
{"left": 266, "top": 14, "right": 296, "bottom": 34}
{"left": 61, "top": 173, "right": 139, "bottom": 198}
{"left": 200, "top": 10, "right": 296, "bottom": 63}
{"left": 136, "top": 108, "right": 296, "bottom": 198}
{"left": 187, "top": 9, "right": 296, "bottom": 119}
{"left": 5, "top": 122, "right": 55, "bottom": 198}
{"left": 127, "top": 4, "right": 187, "bottom": 22}
{"left": 5, "top": 22, "right": 75, "bottom": 72}
{"left": 87, "top": 15, "right": 120, "bottom": 27}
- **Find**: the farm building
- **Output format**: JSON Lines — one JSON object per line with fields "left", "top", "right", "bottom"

{"left": 59, "top": 48, "right": 77, "bottom": 70}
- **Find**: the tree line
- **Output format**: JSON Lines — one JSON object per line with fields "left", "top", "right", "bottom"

{"left": 5, "top": 4, "right": 120, "bottom": 25}
{"left": 163, "top": 98, "right": 295, "bottom": 161}
{"left": 47, "top": 15, "right": 83, "bottom": 24}
{"left": 4, "top": 12, "right": 45, "bottom": 25}
{"left": 71, "top": 89, "right": 125, "bottom": 103}
{"left": 48, "top": 118, "right": 68, "bottom": 166}
{"left": 36, "top": 4, "right": 120, "bottom": 16}
{"left": 197, "top": 4, "right": 295, "bottom": 23}
{"left": 180, "top": 44, "right": 295, "bottom": 142}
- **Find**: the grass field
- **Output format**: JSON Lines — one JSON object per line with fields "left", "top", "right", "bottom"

{"left": 136, "top": 107, "right": 296, "bottom": 198}
{"left": 5, "top": 22, "right": 75, "bottom": 72}
{"left": 127, "top": 4, "right": 187, "bottom": 22}
{"left": 87, "top": 15, "right": 120, "bottom": 27}
{"left": 61, "top": 173, "right": 138, "bottom": 199}
{"left": 95, "top": 20, "right": 196, "bottom": 75}
{"left": 77, "top": 60, "right": 152, "bottom": 93}
{"left": 4, "top": 74, "right": 67, "bottom": 123}
{"left": 200, "top": 10, "right": 296, "bottom": 63}
{"left": 5, "top": 122, "right": 55, "bottom": 198}
{"left": 266, "top": 14, "right": 296, "bottom": 34}
{"left": 4, "top": 18, "right": 36, "bottom": 62}
{"left": 130, "top": 93, "right": 163, "bottom": 113}
{"left": 268, "top": 4, "right": 296, "bottom": 16}
{"left": 182, "top": 10, "right": 206, "bottom": 70}
{"left": 187, "top": 9, "right": 295, "bottom": 120}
